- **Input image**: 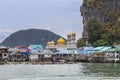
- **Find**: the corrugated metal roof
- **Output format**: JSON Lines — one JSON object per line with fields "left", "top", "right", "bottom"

{"left": 55, "top": 50, "right": 75, "bottom": 54}
{"left": 92, "top": 51, "right": 103, "bottom": 54}
{"left": 0, "top": 45, "right": 8, "bottom": 49}
{"left": 15, "top": 45, "right": 24, "bottom": 49}
{"left": 94, "top": 46, "right": 111, "bottom": 51}
{"left": 19, "top": 49, "right": 29, "bottom": 52}
{"left": 77, "top": 46, "right": 111, "bottom": 54}
{"left": 29, "top": 45, "right": 43, "bottom": 50}
{"left": 82, "top": 46, "right": 94, "bottom": 51}
{"left": 115, "top": 45, "right": 120, "bottom": 51}
{"left": 77, "top": 46, "right": 94, "bottom": 54}
{"left": 77, "top": 50, "right": 94, "bottom": 54}
{"left": 94, "top": 46, "right": 105, "bottom": 51}
{"left": 99, "top": 47, "right": 111, "bottom": 51}
{"left": 43, "top": 50, "right": 53, "bottom": 54}
{"left": 107, "top": 48, "right": 116, "bottom": 52}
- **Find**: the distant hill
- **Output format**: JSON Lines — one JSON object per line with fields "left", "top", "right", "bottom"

{"left": 1, "top": 29, "right": 66, "bottom": 48}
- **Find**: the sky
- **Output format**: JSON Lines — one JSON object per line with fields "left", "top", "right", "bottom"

{"left": 0, "top": 0, "right": 83, "bottom": 42}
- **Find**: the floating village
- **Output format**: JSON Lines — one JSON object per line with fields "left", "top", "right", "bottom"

{"left": 0, "top": 32, "right": 120, "bottom": 64}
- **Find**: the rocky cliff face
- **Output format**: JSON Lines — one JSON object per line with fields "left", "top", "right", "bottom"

{"left": 81, "top": 0, "right": 120, "bottom": 39}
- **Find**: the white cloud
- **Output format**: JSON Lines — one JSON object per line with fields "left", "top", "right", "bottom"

{"left": 0, "top": 28, "right": 14, "bottom": 35}
{"left": 4, "top": 29, "right": 14, "bottom": 33}
{"left": 0, "top": 28, "right": 14, "bottom": 42}
{"left": 46, "top": 26, "right": 53, "bottom": 30}
{"left": 0, "top": 0, "right": 83, "bottom": 42}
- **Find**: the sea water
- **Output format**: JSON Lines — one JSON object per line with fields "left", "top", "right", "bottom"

{"left": 0, "top": 63, "right": 120, "bottom": 80}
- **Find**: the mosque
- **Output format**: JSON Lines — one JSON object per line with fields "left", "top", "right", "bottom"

{"left": 46, "top": 32, "right": 77, "bottom": 52}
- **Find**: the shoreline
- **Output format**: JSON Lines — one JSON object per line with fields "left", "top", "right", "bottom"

{"left": 0, "top": 61, "right": 120, "bottom": 65}
{"left": 5, "top": 62, "right": 78, "bottom": 65}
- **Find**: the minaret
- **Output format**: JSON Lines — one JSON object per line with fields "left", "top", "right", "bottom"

{"left": 71, "top": 32, "right": 77, "bottom": 48}
{"left": 67, "top": 32, "right": 77, "bottom": 49}
{"left": 67, "top": 33, "right": 71, "bottom": 46}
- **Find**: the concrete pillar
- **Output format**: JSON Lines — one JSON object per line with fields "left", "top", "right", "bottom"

{"left": 115, "top": 52, "right": 117, "bottom": 63}
{"left": 67, "top": 54, "right": 69, "bottom": 58}
{"left": 62, "top": 54, "right": 63, "bottom": 59}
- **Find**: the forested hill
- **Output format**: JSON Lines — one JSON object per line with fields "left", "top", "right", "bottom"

{"left": 1, "top": 29, "right": 66, "bottom": 48}
{"left": 80, "top": 0, "right": 120, "bottom": 46}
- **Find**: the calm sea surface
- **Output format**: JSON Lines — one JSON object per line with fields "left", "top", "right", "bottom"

{"left": 0, "top": 63, "right": 120, "bottom": 80}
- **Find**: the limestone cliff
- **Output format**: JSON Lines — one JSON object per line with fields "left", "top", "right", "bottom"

{"left": 81, "top": 0, "right": 120, "bottom": 39}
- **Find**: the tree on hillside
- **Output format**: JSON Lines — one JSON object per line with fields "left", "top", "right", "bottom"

{"left": 116, "top": 17, "right": 120, "bottom": 40}
{"left": 77, "top": 38, "right": 85, "bottom": 48}
{"left": 93, "top": 39, "right": 109, "bottom": 47}
{"left": 87, "top": 17, "right": 103, "bottom": 44}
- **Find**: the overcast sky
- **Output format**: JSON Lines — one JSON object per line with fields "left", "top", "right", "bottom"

{"left": 0, "top": 0, "right": 83, "bottom": 42}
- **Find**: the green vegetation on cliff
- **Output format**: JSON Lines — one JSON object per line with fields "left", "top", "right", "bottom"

{"left": 87, "top": 17, "right": 109, "bottom": 47}
{"left": 87, "top": 17, "right": 103, "bottom": 44}
{"left": 80, "top": 0, "right": 120, "bottom": 47}
{"left": 77, "top": 38, "right": 85, "bottom": 47}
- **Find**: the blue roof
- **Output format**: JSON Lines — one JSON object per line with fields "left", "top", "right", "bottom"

{"left": 77, "top": 50, "right": 93, "bottom": 54}
{"left": 94, "top": 46, "right": 104, "bottom": 50}
{"left": 43, "top": 50, "right": 53, "bottom": 54}
{"left": 55, "top": 50, "right": 75, "bottom": 54}
{"left": 77, "top": 46, "right": 112, "bottom": 54}
{"left": 82, "top": 46, "right": 94, "bottom": 51}
{"left": 99, "top": 47, "right": 111, "bottom": 51}
{"left": 77, "top": 46, "right": 94, "bottom": 54}
{"left": 77, "top": 50, "right": 86, "bottom": 54}
{"left": 94, "top": 46, "right": 111, "bottom": 51}
{"left": 21, "top": 52, "right": 29, "bottom": 55}
{"left": 115, "top": 45, "right": 120, "bottom": 51}
{"left": 29, "top": 45, "right": 43, "bottom": 50}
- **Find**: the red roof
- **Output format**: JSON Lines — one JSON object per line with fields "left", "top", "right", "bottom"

{"left": 19, "top": 49, "right": 29, "bottom": 52}
{"left": 15, "top": 45, "right": 25, "bottom": 49}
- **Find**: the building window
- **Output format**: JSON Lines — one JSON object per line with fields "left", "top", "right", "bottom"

{"left": 0, "top": 53, "right": 2, "bottom": 57}
{"left": 4, "top": 54, "right": 7, "bottom": 56}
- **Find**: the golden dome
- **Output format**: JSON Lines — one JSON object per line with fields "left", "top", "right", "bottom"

{"left": 72, "top": 32, "right": 76, "bottom": 34}
{"left": 72, "top": 32, "right": 76, "bottom": 36}
{"left": 57, "top": 38, "right": 65, "bottom": 45}
{"left": 67, "top": 33, "right": 71, "bottom": 37}
{"left": 51, "top": 41, "right": 55, "bottom": 45}
{"left": 47, "top": 42, "right": 51, "bottom": 46}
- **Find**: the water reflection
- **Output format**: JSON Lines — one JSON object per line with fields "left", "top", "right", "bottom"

{"left": 81, "top": 63, "right": 120, "bottom": 77}
{"left": 0, "top": 63, "right": 120, "bottom": 80}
